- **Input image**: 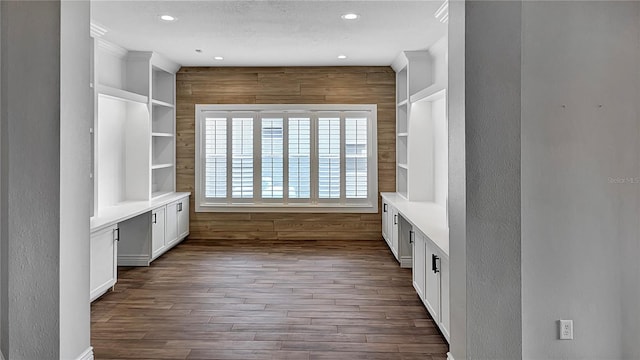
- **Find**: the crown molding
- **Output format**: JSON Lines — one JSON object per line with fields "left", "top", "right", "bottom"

{"left": 435, "top": 0, "right": 449, "bottom": 24}
{"left": 90, "top": 21, "right": 108, "bottom": 38}
{"left": 96, "top": 38, "right": 128, "bottom": 59}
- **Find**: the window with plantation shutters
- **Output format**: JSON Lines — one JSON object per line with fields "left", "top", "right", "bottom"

{"left": 232, "top": 116, "right": 254, "bottom": 199}
{"left": 195, "top": 104, "right": 378, "bottom": 213}
{"left": 204, "top": 117, "right": 227, "bottom": 198}
{"left": 288, "top": 117, "right": 311, "bottom": 199}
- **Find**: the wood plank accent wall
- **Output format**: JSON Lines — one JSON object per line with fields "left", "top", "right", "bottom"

{"left": 176, "top": 67, "right": 396, "bottom": 240}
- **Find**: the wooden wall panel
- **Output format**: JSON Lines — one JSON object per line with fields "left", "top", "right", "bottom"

{"left": 176, "top": 67, "right": 396, "bottom": 240}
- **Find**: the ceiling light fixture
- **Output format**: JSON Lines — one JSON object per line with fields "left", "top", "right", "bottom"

{"left": 160, "top": 14, "right": 176, "bottom": 22}
{"left": 214, "top": 56, "right": 224, "bottom": 61}
{"left": 341, "top": 13, "right": 359, "bottom": 20}
{"left": 195, "top": 49, "right": 203, "bottom": 53}
{"left": 337, "top": 55, "right": 347, "bottom": 60}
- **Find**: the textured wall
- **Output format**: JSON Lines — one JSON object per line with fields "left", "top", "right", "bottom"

{"left": 522, "top": 2, "right": 640, "bottom": 358}
{"left": 60, "top": 1, "right": 92, "bottom": 359}
{"left": 1, "top": 1, "right": 61, "bottom": 358}
{"left": 176, "top": 67, "right": 395, "bottom": 240}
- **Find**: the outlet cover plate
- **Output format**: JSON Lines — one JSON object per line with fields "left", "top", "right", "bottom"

{"left": 559, "top": 319, "right": 573, "bottom": 340}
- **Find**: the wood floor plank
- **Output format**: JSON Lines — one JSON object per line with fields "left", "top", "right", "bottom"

{"left": 91, "top": 239, "right": 448, "bottom": 359}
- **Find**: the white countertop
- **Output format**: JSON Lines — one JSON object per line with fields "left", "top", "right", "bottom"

{"left": 90, "top": 192, "right": 190, "bottom": 233}
{"left": 381, "top": 192, "right": 449, "bottom": 256}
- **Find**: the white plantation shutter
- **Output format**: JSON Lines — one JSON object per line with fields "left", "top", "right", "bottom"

{"left": 288, "top": 117, "right": 311, "bottom": 199}
{"left": 204, "top": 117, "right": 227, "bottom": 198}
{"left": 232, "top": 116, "right": 253, "bottom": 198}
{"left": 345, "top": 115, "right": 368, "bottom": 199}
{"left": 318, "top": 116, "right": 341, "bottom": 199}
{"left": 261, "top": 117, "right": 284, "bottom": 199}
{"left": 196, "top": 105, "right": 377, "bottom": 212}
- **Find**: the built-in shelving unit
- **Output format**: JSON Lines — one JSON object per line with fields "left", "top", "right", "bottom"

{"left": 392, "top": 50, "right": 432, "bottom": 199}
{"left": 89, "top": 30, "right": 189, "bottom": 302}
{"left": 91, "top": 38, "right": 180, "bottom": 215}
{"left": 383, "top": 34, "right": 450, "bottom": 344}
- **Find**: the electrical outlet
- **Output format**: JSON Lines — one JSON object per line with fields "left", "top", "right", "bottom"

{"left": 559, "top": 320, "right": 573, "bottom": 340}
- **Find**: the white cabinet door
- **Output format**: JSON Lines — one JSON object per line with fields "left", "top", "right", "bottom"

{"left": 424, "top": 239, "right": 441, "bottom": 324}
{"left": 391, "top": 207, "right": 399, "bottom": 258}
{"left": 151, "top": 206, "right": 166, "bottom": 259}
{"left": 439, "top": 254, "right": 450, "bottom": 342}
{"left": 412, "top": 230, "right": 426, "bottom": 300}
{"left": 382, "top": 201, "right": 390, "bottom": 245}
{"left": 177, "top": 196, "right": 189, "bottom": 239}
{"left": 166, "top": 201, "right": 178, "bottom": 246}
{"left": 90, "top": 225, "right": 118, "bottom": 301}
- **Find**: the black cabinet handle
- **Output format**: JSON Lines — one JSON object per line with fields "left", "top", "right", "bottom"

{"left": 113, "top": 228, "right": 119, "bottom": 242}
{"left": 153, "top": 213, "right": 157, "bottom": 224}
{"left": 409, "top": 230, "right": 414, "bottom": 244}
{"left": 432, "top": 254, "right": 440, "bottom": 273}
{"left": 178, "top": 203, "right": 183, "bottom": 212}
{"left": 383, "top": 203, "right": 387, "bottom": 213}
{"left": 394, "top": 214, "right": 398, "bottom": 225}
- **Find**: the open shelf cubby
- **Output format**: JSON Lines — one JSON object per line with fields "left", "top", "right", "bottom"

{"left": 152, "top": 66, "right": 175, "bottom": 105}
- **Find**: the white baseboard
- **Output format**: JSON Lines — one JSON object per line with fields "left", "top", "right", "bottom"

{"left": 118, "top": 255, "right": 149, "bottom": 266}
{"left": 447, "top": 352, "right": 454, "bottom": 360}
{"left": 76, "top": 346, "right": 94, "bottom": 360}
{"left": 400, "top": 255, "right": 412, "bottom": 268}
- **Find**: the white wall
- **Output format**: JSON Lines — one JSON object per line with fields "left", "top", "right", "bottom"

{"left": 60, "top": 1, "right": 92, "bottom": 359}
{"left": 521, "top": 2, "right": 640, "bottom": 359}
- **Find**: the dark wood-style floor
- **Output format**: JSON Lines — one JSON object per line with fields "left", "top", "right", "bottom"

{"left": 91, "top": 239, "right": 449, "bottom": 360}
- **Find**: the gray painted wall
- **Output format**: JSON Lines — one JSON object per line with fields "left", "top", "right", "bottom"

{"left": 447, "top": 1, "right": 466, "bottom": 359}
{"left": 1, "top": 0, "right": 61, "bottom": 357}
{"left": 0, "top": 2, "right": 92, "bottom": 358}
{"left": 464, "top": 1, "right": 522, "bottom": 358}
{"left": 60, "top": 1, "right": 92, "bottom": 359}
{"left": 521, "top": 2, "right": 640, "bottom": 359}
{"left": 0, "top": 2, "right": 3, "bottom": 357}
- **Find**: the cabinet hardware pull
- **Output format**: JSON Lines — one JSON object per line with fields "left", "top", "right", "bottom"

{"left": 178, "top": 203, "right": 182, "bottom": 212}
{"left": 113, "top": 228, "right": 119, "bottom": 242}
{"left": 153, "top": 213, "right": 157, "bottom": 224}
{"left": 409, "top": 230, "right": 414, "bottom": 243}
{"left": 383, "top": 203, "right": 387, "bottom": 213}
{"left": 432, "top": 254, "right": 440, "bottom": 273}
{"left": 394, "top": 214, "right": 398, "bottom": 225}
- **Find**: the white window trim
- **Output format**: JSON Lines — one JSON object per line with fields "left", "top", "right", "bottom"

{"left": 195, "top": 104, "right": 378, "bottom": 213}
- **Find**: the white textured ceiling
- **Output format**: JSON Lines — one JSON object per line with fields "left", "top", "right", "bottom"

{"left": 91, "top": 1, "right": 447, "bottom": 67}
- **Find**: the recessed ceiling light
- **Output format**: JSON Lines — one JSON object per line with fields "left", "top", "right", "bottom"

{"left": 214, "top": 56, "right": 224, "bottom": 61}
{"left": 337, "top": 55, "right": 347, "bottom": 60}
{"left": 341, "top": 13, "right": 359, "bottom": 20}
{"left": 160, "top": 15, "right": 176, "bottom": 22}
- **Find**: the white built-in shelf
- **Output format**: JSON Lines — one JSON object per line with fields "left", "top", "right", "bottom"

{"left": 151, "top": 163, "right": 173, "bottom": 170}
{"left": 151, "top": 98, "right": 175, "bottom": 108}
{"left": 151, "top": 132, "right": 174, "bottom": 137}
{"left": 381, "top": 192, "right": 449, "bottom": 255}
{"left": 90, "top": 192, "right": 190, "bottom": 233}
{"left": 398, "top": 163, "right": 409, "bottom": 170}
{"left": 410, "top": 85, "right": 447, "bottom": 103}
{"left": 97, "top": 84, "right": 147, "bottom": 104}
{"left": 151, "top": 191, "right": 173, "bottom": 199}
{"left": 397, "top": 99, "right": 409, "bottom": 107}
{"left": 397, "top": 132, "right": 409, "bottom": 137}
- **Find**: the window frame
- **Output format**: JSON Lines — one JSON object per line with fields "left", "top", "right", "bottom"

{"left": 195, "top": 104, "right": 378, "bottom": 213}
